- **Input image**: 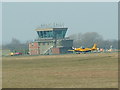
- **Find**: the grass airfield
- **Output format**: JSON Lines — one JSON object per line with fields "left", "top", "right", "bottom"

{"left": 2, "top": 52, "right": 118, "bottom": 88}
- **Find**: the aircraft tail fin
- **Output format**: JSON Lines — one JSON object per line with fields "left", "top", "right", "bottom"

{"left": 92, "top": 43, "right": 97, "bottom": 49}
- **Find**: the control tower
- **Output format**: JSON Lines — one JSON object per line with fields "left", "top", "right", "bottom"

{"left": 29, "top": 24, "right": 73, "bottom": 55}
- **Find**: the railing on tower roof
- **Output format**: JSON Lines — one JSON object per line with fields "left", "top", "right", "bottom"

{"left": 36, "top": 23, "right": 65, "bottom": 29}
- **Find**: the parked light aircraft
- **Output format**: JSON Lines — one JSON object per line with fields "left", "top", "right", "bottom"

{"left": 68, "top": 43, "right": 97, "bottom": 53}
{"left": 10, "top": 52, "right": 22, "bottom": 56}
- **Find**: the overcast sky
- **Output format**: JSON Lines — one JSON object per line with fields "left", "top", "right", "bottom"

{"left": 2, "top": 2, "right": 118, "bottom": 44}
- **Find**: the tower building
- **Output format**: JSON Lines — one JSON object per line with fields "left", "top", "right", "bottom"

{"left": 29, "top": 24, "right": 73, "bottom": 55}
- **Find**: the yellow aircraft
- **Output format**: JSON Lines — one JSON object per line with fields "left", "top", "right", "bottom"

{"left": 68, "top": 43, "right": 97, "bottom": 53}
{"left": 9, "top": 52, "right": 15, "bottom": 56}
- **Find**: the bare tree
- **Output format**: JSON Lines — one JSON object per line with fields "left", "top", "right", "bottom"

{"left": 2, "top": 38, "right": 28, "bottom": 51}
{"left": 68, "top": 32, "right": 118, "bottom": 49}
{"left": 81, "top": 32, "right": 103, "bottom": 47}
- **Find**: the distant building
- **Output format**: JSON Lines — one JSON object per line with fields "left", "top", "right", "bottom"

{"left": 29, "top": 25, "right": 73, "bottom": 55}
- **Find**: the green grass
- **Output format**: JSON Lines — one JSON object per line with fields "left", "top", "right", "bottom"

{"left": 2, "top": 53, "right": 118, "bottom": 88}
